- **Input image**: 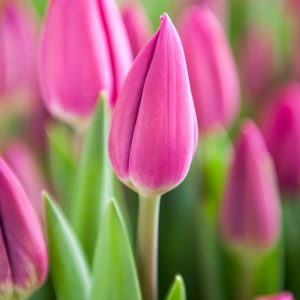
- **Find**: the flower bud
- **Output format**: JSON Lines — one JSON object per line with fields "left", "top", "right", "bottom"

{"left": 261, "top": 82, "right": 300, "bottom": 194}
{"left": 255, "top": 292, "right": 294, "bottom": 300}
{"left": 220, "top": 121, "right": 280, "bottom": 251}
{"left": 0, "top": 0, "right": 38, "bottom": 115}
{"left": 109, "top": 14, "right": 198, "bottom": 197}
{"left": 4, "top": 141, "right": 46, "bottom": 223}
{"left": 39, "top": 0, "right": 132, "bottom": 127}
{"left": 121, "top": 2, "right": 152, "bottom": 57}
{"left": 0, "top": 157, "right": 48, "bottom": 298}
{"left": 179, "top": 5, "right": 239, "bottom": 132}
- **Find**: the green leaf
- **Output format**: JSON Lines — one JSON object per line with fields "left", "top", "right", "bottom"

{"left": 44, "top": 193, "right": 91, "bottom": 300}
{"left": 47, "top": 123, "right": 77, "bottom": 216}
{"left": 165, "top": 275, "right": 186, "bottom": 300}
{"left": 71, "top": 92, "right": 114, "bottom": 263}
{"left": 89, "top": 199, "right": 142, "bottom": 300}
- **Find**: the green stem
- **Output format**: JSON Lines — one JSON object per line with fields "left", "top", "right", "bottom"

{"left": 239, "top": 256, "right": 256, "bottom": 300}
{"left": 137, "top": 194, "right": 161, "bottom": 300}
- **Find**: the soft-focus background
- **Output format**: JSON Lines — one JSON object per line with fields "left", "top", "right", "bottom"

{"left": 1, "top": 0, "right": 300, "bottom": 299}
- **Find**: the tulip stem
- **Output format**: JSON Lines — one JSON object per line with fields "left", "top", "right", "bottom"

{"left": 137, "top": 194, "right": 161, "bottom": 300}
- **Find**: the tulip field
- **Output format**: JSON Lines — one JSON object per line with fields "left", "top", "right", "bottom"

{"left": 0, "top": 0, "right": 300, "bottom": 299}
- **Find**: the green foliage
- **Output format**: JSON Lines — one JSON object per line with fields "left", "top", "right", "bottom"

{"left": 165, "top": 275, "right": 186, "bottom": 300}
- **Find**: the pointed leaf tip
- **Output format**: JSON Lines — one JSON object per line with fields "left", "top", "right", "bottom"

{"left": 166, "top": 274, "right": 186, "bottom": 300}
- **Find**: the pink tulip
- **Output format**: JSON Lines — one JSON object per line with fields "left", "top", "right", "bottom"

{"left": 261, "top": 82, "right": 300, "bottom": 193}
{"left": 255, "top": 292, "right": 294, "bottom": 300}
{"left": 0, "top": 0, "right": 38, "bottom": 109}
{"left": 121, "top": 2, "right": 152, "bottom": 57}
{"left": 39, "top": 0, "right": 131, "bottom": 127}
{"left": 0, "top": 157, "right": 48, "bottom": 298}
{"left": 179, "top": 5, "right": 240, "bottom": 132}
{"left": 240, "top": 27, "right": 279, "bottom": 98}
{"left": 4, "top": 141, "right": 46, "bottom": 223}
{"left": 220, "top": 121, "right": 280, "bottom": 250}
{"left": 109, "top": 14, "right": 198, "bottom": 197}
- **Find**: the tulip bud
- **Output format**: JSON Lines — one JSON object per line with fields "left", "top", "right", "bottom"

{"left": 4, "top": 141, "right": 46, "bottom": 223}
{"left": 240, "top": 27, "right": 279, "bottom": 98}
{"left": 0, "top": 0, "right": 38, "bottom": 115}
{"left": 220, "top": 121, "right": 280, "bottom": 251}
{"left": 39, "top": 0, "right": 132, "bottom": 127}
{"left": 255, "top": 292, "right": 294, "bottom": 300}
{"left": 109, "top": 13, "right": 198, "bottom": 197}
{"left": 261, "top": 82, "right": 300, "bottom": 194}
{"left": 179, "top": 5, "right": 240, "bottom": 132}
{"left": 0, "top": 157, "right": 47, "bottom": 298}
{"left": 121, "top": 2, "right": 152, "bottom": 57}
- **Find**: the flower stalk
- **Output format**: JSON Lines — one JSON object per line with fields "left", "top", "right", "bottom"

{"left": 137, "top": 194, "right": 161, "bottom": 300}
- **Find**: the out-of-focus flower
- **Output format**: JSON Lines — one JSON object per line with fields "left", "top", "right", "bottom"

{"left": 121, "top": 2, "right": 152, "bottom": 57}
{"left": 109, "top": 13, "right": 198, "bottom": 197}
{"left": 255, "top": 292, "right": 294, "bottom": 300}
{"left": 262, "top": 82, "right": 300, "bottom": 194}
{"left": 0, "top": 0, "right": 38, "bottom": 118}
{"left": 179, "top": 5, "right": 240, "bottom": 133}
{"left": 240, "top": 26, "right": 279, "bottom": 98}
{"left": 4, "top": 141, "right": 46, "bottom": 222}
{"left": 39, "top": 0, "right": 132, "bottom": 128}
{"left": 0, "top": 157, "right": 47, "bottom": 299}
{"left": 220, "top": 121, "right": 280, "bottom": 251}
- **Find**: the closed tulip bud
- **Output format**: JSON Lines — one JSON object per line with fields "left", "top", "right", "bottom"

{"left": 240, "top": 27, "right": 279, "bottom": 98}
{"left": 39, "top": 0, "right": 132, "bottom": 127}
{"left": 179, "top": 5, "right": 240, "bottom": 132}
{"left": 0, "top": 0, "right": 38, "bottom": 115}
{"left": 4, "top": 141, "right": 46, "bottom": 223}
{"left": 109, "top": 13, "right": 198, "bottom": 197}
{"left": 121, "top": 2, "right": 152, "bottom": 57}
{"left": 0, "top": 157, "right": 47, "bottom": 298}
{"left": 255, "top": 292, "right": 294, "bottom": 300}
{"left": 262, "top": 82, "right": 300, "bottom": 194}
{"left": 220, "top": 121, "right": 280, "bottom": 251}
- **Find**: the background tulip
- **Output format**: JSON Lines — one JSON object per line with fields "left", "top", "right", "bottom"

{"left": 0, "top": 0, "right": 38, "bottom": 119}
{"left": 4, "top": 141, "right": 46, "bottom": 222}
{"left": 179, "top": 5, "right": 240, "bottom": 132}
{"left": 121, "top": 2, "right": 152, "bottom": 57}
{"left": 220, "top": 121, "right": 280, "bottom": 250}
{"left": 262, "top": 82, "right": 300, "bottom": 194}
{"left": 255, "top": 292, "right": 294, "bottom": 300}
{"left": 109, "top": 13, "right": 197, "bottom": 197}
{"left": 0, "top": 157, "right": 47, "bottom": 298}
{"left": 39, "top": 0, "right": 112, "bottom": 127}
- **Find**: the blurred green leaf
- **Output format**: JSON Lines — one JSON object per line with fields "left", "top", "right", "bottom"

{"left": 44, "top": 193, "right": 91, "bottom": 300}
{"left": 71, "top": 92, "right": 114, "bottom": 263}
{"left": 165, "top": 275, "right": 186, "bottom": 300}
{"left": 47, "top": 123, "right": 77, "bottom": 216}
{"left": 31, "top": 0, "right": 47, "bottom": 17}
{"left": 89, "top": 199, "right": 142, "bottom": 300}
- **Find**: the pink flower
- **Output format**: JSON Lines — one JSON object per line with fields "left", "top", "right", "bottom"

{"left": 220, "top": 121, "right": 280, "bottom": 250}
{"left": 179, "top": 5, "right": 240, "bottom": 132}
{"left": 261, "top": 82, "right": 300, "bottom": 193}
{"left": 121, "top": 2, "right": 152, "bottom": 57}
{"left": 109, "top": 14, "right": 198, "bottom": 197}
{"left": 4, "top": 141, "right": 46, "bottom": 223}
{"left": 255, "top": 292, "right": 294, "bottom": 300}
{"left": 39, "top": 0, "right": 132, "bottom": 127}
{"left": 0, "top": 157, "right": 48, "bottom": 298}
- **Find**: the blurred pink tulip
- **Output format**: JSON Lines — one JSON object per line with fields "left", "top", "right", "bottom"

{"left": 220, "top": 121, "right": 280, "bottom": 251}
{"left": 255, "top": 292, "right": 294, "bottom": 300}
{"left": 240, "top": 27, "right": 279, "bottom": 98}
{"left": 39, "top": 0, "right": 132, "bottom": 127}
{"left": 121, "top": 2, "right": 152, "bottom": 57}
{"left": 4, "top": 141, "right": 46, "bottom": 222}
{"left": 179, "top": 6, "right": 240, "bottom": 132}
{"left": 0, "top": 157, "right": 47, "bottom": 298}
{"left": 262, "top": 82, "right": 300, "bottom": 194}
{"left": 0, "top": 0, "right": 38, "bottom": 115}
{"left": 109, "top": 14, "right": 198, "bottom": 197}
